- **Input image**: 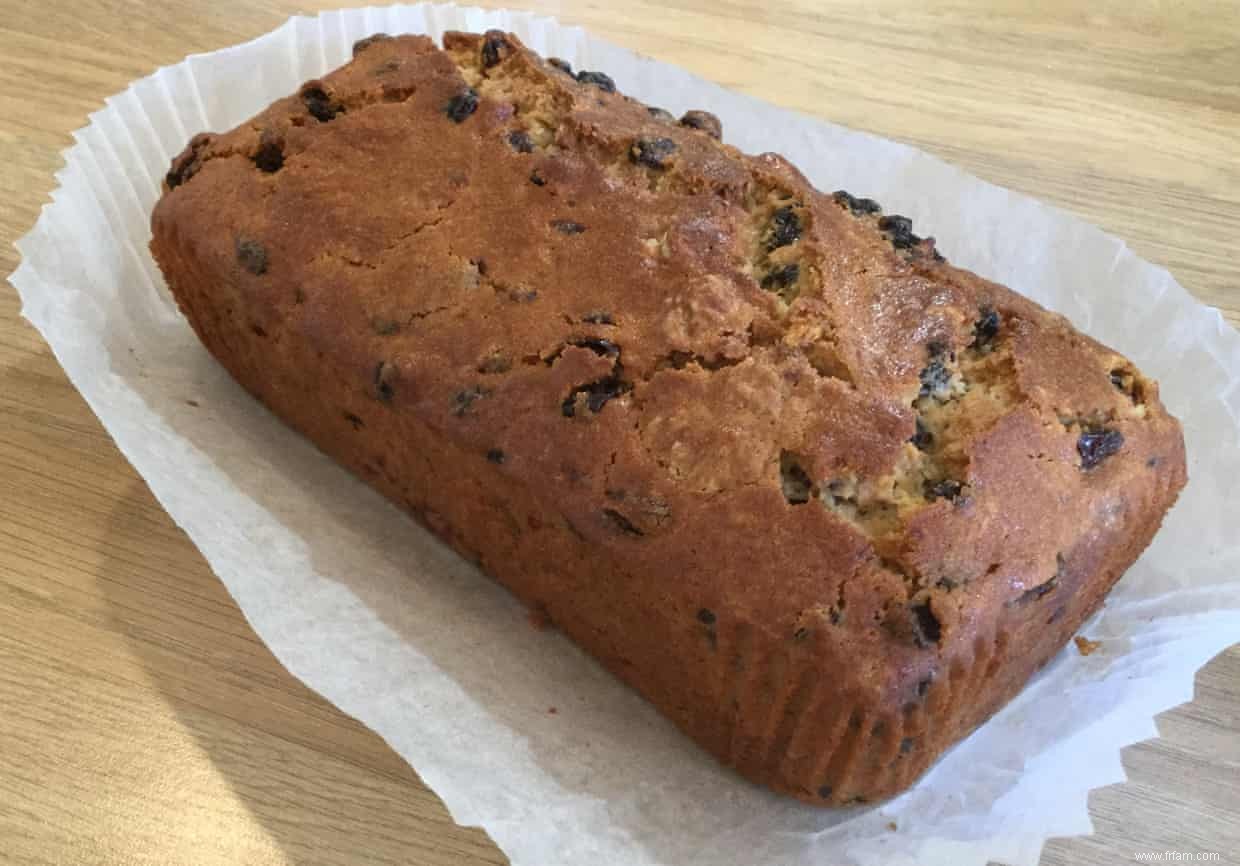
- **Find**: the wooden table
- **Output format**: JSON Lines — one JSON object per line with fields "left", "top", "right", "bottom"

{"left": 2, "top": 2, "right": 1237, "bottom": 864}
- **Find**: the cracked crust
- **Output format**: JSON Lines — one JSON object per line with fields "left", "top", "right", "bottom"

{"left": 150, "top": 31, "right": 1187, "bottom": 805}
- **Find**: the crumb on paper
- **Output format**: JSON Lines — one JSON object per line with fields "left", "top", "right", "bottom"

{"left": 548, "top": 706, "right": 558, "bottom": 715}
{"left": 1074, "top": 635, "right": 1102, "bottom": 656}
{"left": 186, "top": 399, "right": 200, "bottom": 407}
{"left": 886, "top": 820, "right": 897, "bottom": 832}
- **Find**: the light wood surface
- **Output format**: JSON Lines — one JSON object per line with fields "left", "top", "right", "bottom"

{"left": 1, "top": 2, "right": 1237, "bottom": 864}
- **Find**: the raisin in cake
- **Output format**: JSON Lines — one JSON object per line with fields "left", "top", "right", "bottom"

{"left": 149, "top": 31, "right": 1187, "bottom": 805}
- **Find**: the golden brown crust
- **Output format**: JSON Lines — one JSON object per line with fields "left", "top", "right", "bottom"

{"left": 150, "top": 31, "right": 1187, "bottom": 805}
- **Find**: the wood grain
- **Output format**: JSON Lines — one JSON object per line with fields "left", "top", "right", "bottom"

{"left": 1, "top": 2, "right": 1237, "bottom": 865}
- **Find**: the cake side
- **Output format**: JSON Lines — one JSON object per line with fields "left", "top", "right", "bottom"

{"left": 150, "top": 31, "right": 1187, "bottom": 804}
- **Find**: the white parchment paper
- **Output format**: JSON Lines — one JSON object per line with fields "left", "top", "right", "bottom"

{"left": 10, "top": 5, "right": 1240, "bottom": 865}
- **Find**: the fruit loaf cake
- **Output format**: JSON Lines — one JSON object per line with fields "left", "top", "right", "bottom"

{"left": 149, "top": 30, "right": 1187, "bottom": 805}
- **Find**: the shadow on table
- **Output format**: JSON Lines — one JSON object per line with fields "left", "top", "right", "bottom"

{"left": 98, "top": 473, "right": 510, "bottom": 866}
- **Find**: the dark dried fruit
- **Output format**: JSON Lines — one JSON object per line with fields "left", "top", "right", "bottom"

{"left": 373, "top": 361, "right": 396, "bottom": 403}
{"left": 766, "top": 206, "right": 801, "bottom": 250}
{"left": 780, "top": 452, "right": 813, "bottom": 505}
{"left": 166, "top": 133, "right": 214, "bottom": 189}
{"left": 481, "top": 31, "right": 510, "bottom": 68}
{"left": 697, "top": 608, "right": 717, "bottom": 625}
{"left": 1077, "top": 427, "right": 1124, "bottom": 469}
{"left": 900, "top": 738, "right": 914, "bottom": 755}
{"left": 344, "top": 412, "right": 365, "bottom": 430}
{"left": 630, "top": 137, "right": 678, "bottom": 169}
{"left": 452, "top": 386, "right": 490, "bottom": 416}
{"left": 603, "top": 508, "right": 643, "bottom": 536}
{"left": 925, "top": 479, "right": 963, "bottom": 501}
{"left": 562, "top": 376, "right": 631, "bottom": 416}
{"left": 253, "top": 134, "right": 284, "bottom": 173}
{"left": 910, "top": 600, "right": 942, "bottom": 647}
{"left": 760, "top": 263, "right": 800, "bottom": 291}
{"left": 548, "top": 57, "right": 574, "bottom": 76}
{"left": 817, "top": 785, "right": 833, "bottom": 799}
{"left": 235, "top": 238, "right": 268, "bottom": 275}
{"left": 529, "top": 169, "right": 547, "bottom": 186}
{"left": 302, "top": 86, "right": 344, "bottom": 122}
{"left": 550, "top": 219, "right": 586, "bottom": 234}
{"left": 971, "top": 307, "right": 1001, "bottom": 351}
{"left": 582, "top": 310, "right": 614, "bottom": 325}
{"left": 916, "top": 676, "right": 933, "bottom": 698}
{"left": 910, "top": 418, "right": 933, "bottom": 450}
{"left": 508, "top": 130, "right": 535, "bottom": 153}
{"left": 647, "top": 106, "right": 676, "bottom": 123}
{"left": 679, "top": 109, "right": 722, "bottom": 140}
{"left": 918, "top": 354, "right": 953, "bottom": 399}
{"left": 353, "top": 33, "right": 392, "bottom": 56}
{"left": 878, "top": 214, "right": 922, "bottom": 250}
{"left": 832, "top": 190, "right": 882, "bottom": 216}
{"left": 570, "top": 337, "right": 620, "bottom": 357}
{"left": 445, "top": 88, "right": 480, "bottom": 122}
{"left": 486, "top": 448, "right": 506, "bottom": 464}
{"left": 575, "top": 70, "right": 616, "bottom": 92}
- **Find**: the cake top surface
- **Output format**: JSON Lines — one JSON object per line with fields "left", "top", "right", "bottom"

{"left": 154, "top": 31, "right": 1185, "bottom": 700}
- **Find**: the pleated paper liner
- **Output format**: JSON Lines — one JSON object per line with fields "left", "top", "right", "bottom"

{"left": 11, "top": 5, "right": 1240, "bottom": 865}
